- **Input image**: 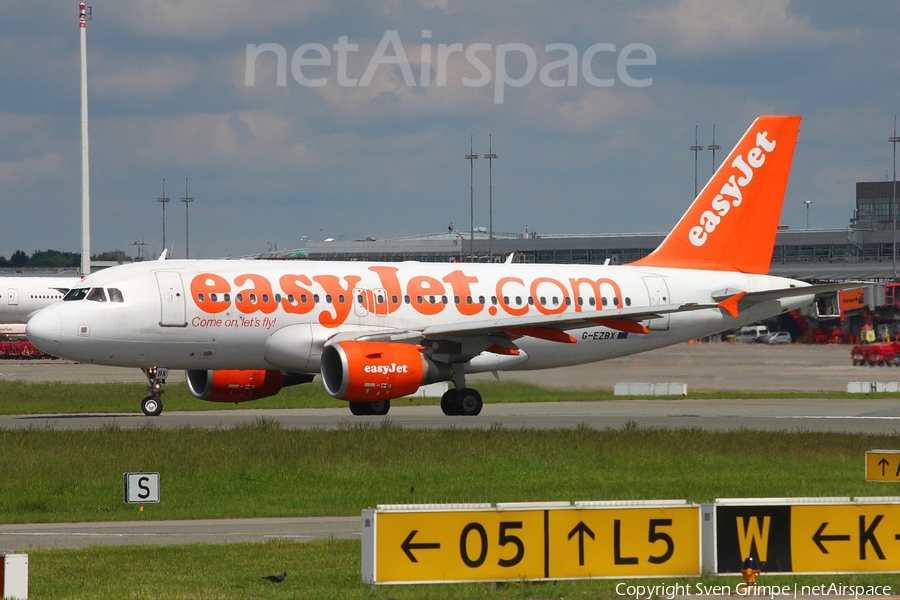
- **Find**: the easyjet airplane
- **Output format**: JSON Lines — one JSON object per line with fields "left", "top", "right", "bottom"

{"left": 27, "top": 115, "right": 846, "bottom": 417}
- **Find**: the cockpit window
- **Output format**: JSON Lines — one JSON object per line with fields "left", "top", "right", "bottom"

{"left": 64, "top": 288, "right": 89, "bottom": 301}
{"left": 108, "top": 288, "right": 124, "bottom": 303}
{"left": 86, "top": 288, "right": 107, "bottom": 302}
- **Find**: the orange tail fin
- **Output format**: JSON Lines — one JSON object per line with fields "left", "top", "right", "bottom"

{"left": 631, "top": 115, "right": 801, "bottom": 274}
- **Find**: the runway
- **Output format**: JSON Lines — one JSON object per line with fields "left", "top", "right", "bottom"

{"left": 3, "top": 397, "right": 900, "bottom": 434}
{"left": 0, "top": 517, "right": 359, "bottom": 551}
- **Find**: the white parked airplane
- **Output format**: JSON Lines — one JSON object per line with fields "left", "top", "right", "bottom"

{"left": 0, "top": 277, "right": 81, "bottom": 327}
{"left": 27, "top": 115, "right": 845, "bottom": 416}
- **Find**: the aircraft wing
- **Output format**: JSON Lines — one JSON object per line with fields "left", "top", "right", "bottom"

{"left": 325, "top": 301, "right": 717, "bottom": 347}
{"left": 712, "top": 282, "right": 866, "bottom": 318}
{"left": 326, "top": 282, "right": 865, "bottom": 348}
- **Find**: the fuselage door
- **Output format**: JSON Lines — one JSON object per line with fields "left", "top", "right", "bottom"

{"left": 155, "top": 271, "right": 187, "bottom": 327}
{"left": 643, "top": 275, "right": 670, "bottom": 331}
{"left": 372, "top": 288, "right": 388, "bottom": 316}
{"left": 7, "top": 289, "right": 18, "bottom": 306}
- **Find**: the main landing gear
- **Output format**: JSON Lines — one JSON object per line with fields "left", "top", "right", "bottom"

{"left": 141, "top": 367, "right": 168, "bottom": 417}
{"left": 440, "top": 388, "right": 483, "bottom": 416}
{"left": 348, "top": 400, "right": 391, "bottom": 416}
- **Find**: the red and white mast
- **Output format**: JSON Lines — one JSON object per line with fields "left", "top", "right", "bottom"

{"left": 79, "top": 2, "right": 91, "bottom": 275}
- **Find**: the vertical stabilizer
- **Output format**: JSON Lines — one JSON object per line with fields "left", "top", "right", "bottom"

{"left": 631, "top": 115, "right": 801, "bottom": 274}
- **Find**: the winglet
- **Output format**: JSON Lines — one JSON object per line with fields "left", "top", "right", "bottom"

{"left": 631, "top": 116, "right": 801, "bottom": 274}
{"left": 158, "top": 249, "right": 168, "bottom": 261}
{"left": 717, "top": 291, "right": 746, "bottom": 319}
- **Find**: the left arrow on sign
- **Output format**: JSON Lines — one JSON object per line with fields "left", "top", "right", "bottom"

{"left": 812, "top": 522, "right": 850, "bottom": 554}
{"left": 401, "top": 530, "right": 441, "bottom": 562}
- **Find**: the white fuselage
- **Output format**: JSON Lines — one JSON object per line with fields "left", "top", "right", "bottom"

{"left": 0, "top": 277, "right": 80, "bottom": 325}
{"left": 25, "top": 260, "right": 812, "bottom": 374}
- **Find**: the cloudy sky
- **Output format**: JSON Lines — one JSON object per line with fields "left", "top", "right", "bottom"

{"left": 2, "top": 0, "right": 899, "bottom": 260}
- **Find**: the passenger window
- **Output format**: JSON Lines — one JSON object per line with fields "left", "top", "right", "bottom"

{"left": 197, "top": 293, "right": 205, "bottom": 303}
{"left": 236, "top": 293, "right": 244, "bottom": 303}
{"left": 86, "top": 288, "right": 107, "bottom": 302}
{"left": 108, "top": 288, "right": 124, "bottom": 303}
{"left": 625, "top": 297, "right": 631, "bottom": 306}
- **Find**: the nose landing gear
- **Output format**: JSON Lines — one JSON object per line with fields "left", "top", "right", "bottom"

{"left": 141, "top": 367, "right": 168, "bottom": 416}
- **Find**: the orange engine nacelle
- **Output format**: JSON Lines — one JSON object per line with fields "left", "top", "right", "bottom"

{"left": 186, "top": 369, "right": 287, "bottom": 403}
{"left": 320, "top": 341, "right": 450, "bottom": 401}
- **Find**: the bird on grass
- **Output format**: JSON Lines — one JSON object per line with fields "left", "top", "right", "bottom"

{"left": 263, "top": 571, "right": 287, "bottom": 583}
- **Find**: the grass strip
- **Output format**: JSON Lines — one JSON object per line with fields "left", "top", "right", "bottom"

{"left": 28, "top": 538, "right": 900, "bottom": 599}
{"left": 2, "top": 422, "right": 900, "bottom": 524}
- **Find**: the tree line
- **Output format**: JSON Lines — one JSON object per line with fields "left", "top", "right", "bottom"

{"left": 0, "top": 249, "right": 132, "bottom": 269}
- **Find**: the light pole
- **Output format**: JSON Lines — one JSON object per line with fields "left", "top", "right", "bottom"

{"left": 156, "top": 178, "right": 169, "bottom": 255}
{"left": 803, "top": 200, "right": 812, "bottom": 229}
{"left": 465, "top": 137, "right": 478, "bottom": 261}
{"left": 484, "top": 135, "right": 497, "bottom": 263}
{"left": 690, "top": 125, "right": 703, "bottom": 198}
{"left": 79, "top": 1, "right": 92, "bottom": 275}
{"left": 707, "top": 124, "right": 720, "bottom": 176}
{"left": 180, "top": 178, "right": 193, "bottom": 259}
{"left": 890, "top": 115, "right": 900, "bottom": 279}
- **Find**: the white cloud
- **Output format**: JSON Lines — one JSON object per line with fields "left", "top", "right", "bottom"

{"left": 91, "top": 53, "right": 202, "bottom": 100}
{"left": 636, "top": 0, "right": 837, "bottom": 55}
{"left": 108, "top": 0, "right": 332, "bottom": 39}
{"left": 93, "top": 111, "right": 319, "bottom": 172}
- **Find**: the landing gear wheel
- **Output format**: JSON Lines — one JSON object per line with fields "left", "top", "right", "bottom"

{"left": 369, "top": 400, "right": 390, "bottom": 416}
{"left": 456, "top": 388, "right": 483, "bottom": 416}
{"left": 440, "top": 390, "right": 459, "bottom": 416}
{"left": 348, "top": 401, "right": 391, "bottom": 416}
{"left": 349, "top": 402, "right": 370, "bottom": 416}
{"left": 141, "top": 396, "right": 163, "bottom": 417}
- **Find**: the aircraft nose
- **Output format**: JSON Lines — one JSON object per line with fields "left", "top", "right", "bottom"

{"left": 26, "top": 309, "right": 61, "bottom": 356}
